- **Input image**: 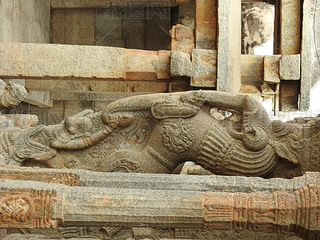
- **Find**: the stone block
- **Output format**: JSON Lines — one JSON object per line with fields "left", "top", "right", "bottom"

{"left": 170, "top": 24, "right": 195, "bottom": 55}
{"left": 170, "top": 51, "right": 192, "bottom": 77}
{"left": 191, "top": 49, "right": 217, "bottom": 87}
{"left": 241, "top": 55, "right": 264, "bottom": 85}
{"left": 264, "top": 55, "right": 281, "bottom": 83}
{"left": 195, "top": 0, "right": 217, "bottom": 49}
{"left": 279, "top": 54, "right": 301, "bottom": 80}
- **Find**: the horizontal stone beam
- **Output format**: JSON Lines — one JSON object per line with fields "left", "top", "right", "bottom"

{"left": 0, "top": 43, "right": 170, "bottom": 81}
{"left": 0, "top": 170, "right": 320, "bottom": 239}
{"left": 24, "top": 91, "right": 53, "bottom": 108}
{"left": 51, "top": 0, "right": 183, "bottom": 8}
{"left": 0, "top": 165, "right": 308, "bottom": 192}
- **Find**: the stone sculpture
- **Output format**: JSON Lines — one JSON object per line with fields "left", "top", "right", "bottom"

{"left": 0, "top": 79, "right": 27, "bottom": 108}
{"left": 0, "top": 90, "right": 318, "bottom": 179}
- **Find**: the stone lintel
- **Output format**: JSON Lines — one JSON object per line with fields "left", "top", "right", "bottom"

{"left": 0, "top": 43, "right": 170, "bottom": 81}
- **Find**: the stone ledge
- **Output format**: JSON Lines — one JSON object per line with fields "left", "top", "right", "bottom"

{"left": 0, "top": 43, "right": 170, "bottom": 81}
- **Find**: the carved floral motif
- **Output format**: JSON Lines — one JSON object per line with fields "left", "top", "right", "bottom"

{"left": 0, "top": 196, "right": 32, "bottom": 222}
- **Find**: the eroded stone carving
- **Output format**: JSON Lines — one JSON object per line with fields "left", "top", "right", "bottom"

{"left": 0, "top": 80, "right": 27, "bottom": 108}
{"left": 0, "top": 91, "right": 318, "bottom": 178}
{"left": 0, "top": 190, "right": 56, "bottom": 229}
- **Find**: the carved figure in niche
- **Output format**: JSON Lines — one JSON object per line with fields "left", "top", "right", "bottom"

{"left": 0, "top": 91, "right": 318, "bottom": 178}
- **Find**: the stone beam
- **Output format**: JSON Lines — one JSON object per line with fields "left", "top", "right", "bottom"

{"left": 1, "top": 170, "right": 320, "bottom": 239}
{"left": 217, "top": 0, "right": 241, "bottom": 94}
{"left": 0, "top": 166, "right": 303, "bottom": 192}
{"left": 51, "top": 91, "right": 146, "bottom": 101}
{"left": 24, "top": 91, "right": 53, "bottom": 108}
{"left": 0, "top": 43, "right": 170, "bottom": 81}
{"left": 50, "top": 0, "right": 182, "bottom": 8}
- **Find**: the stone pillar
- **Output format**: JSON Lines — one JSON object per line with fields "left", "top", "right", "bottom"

{"left": 300, "top": 0, "right": 315, "bottom": 111}
{"left": 217, "top": 0, "right": 241, "bottom": 94}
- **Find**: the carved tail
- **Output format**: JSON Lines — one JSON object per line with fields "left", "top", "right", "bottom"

{"left": 197, "top": 122, "right": 277, "bottom": 177}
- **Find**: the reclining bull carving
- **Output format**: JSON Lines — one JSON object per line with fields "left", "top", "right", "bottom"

{"left": 0, "top": 91, "right": 318, "bottom": 178}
